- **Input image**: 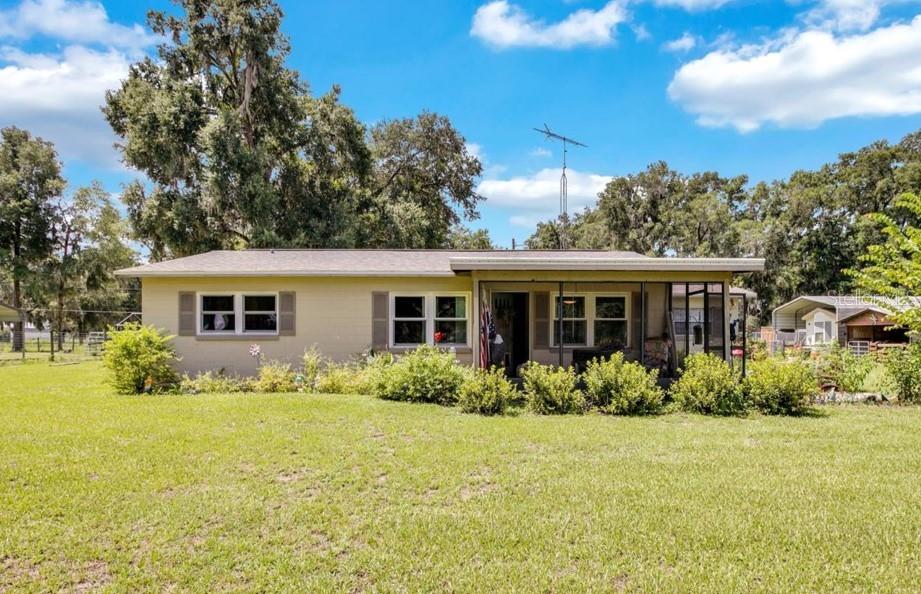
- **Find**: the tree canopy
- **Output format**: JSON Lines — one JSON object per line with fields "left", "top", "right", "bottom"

{"left": 104, "top": 0, "right": 483, "bottom": 259}
{"left": 850, "top": 192, "right": 921, "bottom": 333}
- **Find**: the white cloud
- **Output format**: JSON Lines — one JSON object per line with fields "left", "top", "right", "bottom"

{"left": 803, "top": 0, "right": 883, "bottom": 32}
{"left": 478, "top": 168, "right": 611, "bottom": 226}
{"left": 471, "top": 0, "right": 628, "bottom": 49}
{"left": 0, "top": 45, "right": 131, "bottom": 166}
{"left": 652, "top": 0, "right": 734, "bottom": 9}
{"left": 0, "top": 0, "right": 155, "bottom": 51}
{"left": 667, "top": 16, "right": 921, "bottom": 132}
{"left": 631, "top": 23, "right": 652, "bottom": 41}
{"left": 530, "top": 146, "right": 552, "bottom": 158}
{"left": 0, "top": 0, "right": 156, "bottom": 168}
{"left": 663, "top": 32, "right": 697, "bottom": 52}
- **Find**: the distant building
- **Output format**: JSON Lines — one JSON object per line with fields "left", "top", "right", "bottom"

{"left": 771, "top": 295, "right": 916, "bottom": 350}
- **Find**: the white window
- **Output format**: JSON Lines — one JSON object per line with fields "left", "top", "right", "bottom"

{"left": 390, "top": 293, "right": 470, "bottom": 348}
{"left": 553, "top": 295, "right": 587, "bottom": 346}
{"left": 243, "top": 295, "right": 278, "bottom": 333}
{"left": 201, "top": 295, "right": 236, "bottom": 333}
{"left": 594, "top": 295, "right": 629, "bottom": 348}
{"left": 434, "top": 295, "right": 468, "bottom": 346}
{"left": 393, "top": 296, "right": 426, "bottom": 346}
{"left": 198, "top": 293, "right": 278, "bottom": 336}
{"left": 548, "top": 293, "right": 631, "bottom": 348}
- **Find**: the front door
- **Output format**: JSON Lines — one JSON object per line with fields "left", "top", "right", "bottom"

{"left": 491, "top": 292, "right": 529, "bottom": 376}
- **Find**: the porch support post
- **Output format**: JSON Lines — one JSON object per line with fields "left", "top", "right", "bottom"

{"left": 742, "top": 293, "right": 748, "bottom": 377}
{"left": 723, "top": 280, "right": 731, "bottom": 362}
{"left": 558, "top": 281, "right": 564, "bottom": 368}
{"left": 685, "top": 283, "right": 690, "bottom": 358}
{"left": 473, "top": 275, "right": 481, "bottom": 369}
{"left": 640, "top": 281, "right": 646, "bottom": 368}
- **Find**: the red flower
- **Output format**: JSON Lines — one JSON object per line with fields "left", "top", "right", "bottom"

{"left": 434, "top": 331, "right": 446, "bottom": 343}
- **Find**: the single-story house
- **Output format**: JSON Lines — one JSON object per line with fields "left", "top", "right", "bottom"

{"left": 0, "top": 302, "right": 19, "bottom": 324}
{"left": 116, "top": 250, "right": 764, "bottom": 376}
{"left": 771, "top": 295, "right": 915, "bottom": 347}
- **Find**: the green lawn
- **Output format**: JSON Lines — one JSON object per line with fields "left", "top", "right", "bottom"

{"left": 2, "top": 363, "right": 920, "bottom": 592}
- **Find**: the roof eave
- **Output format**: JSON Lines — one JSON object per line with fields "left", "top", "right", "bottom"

{"left": 449, "top": 257, "right": 765, "bottom": 273}
{"left": 114, "top": 269, "right": 458, "bottom": 278}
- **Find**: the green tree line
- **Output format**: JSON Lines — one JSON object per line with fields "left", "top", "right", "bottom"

{"left": 527, "top": 132, "right": 921, "bottom": 320}
{"left": 0, "top": 128, "right": 138, "bottom": 350}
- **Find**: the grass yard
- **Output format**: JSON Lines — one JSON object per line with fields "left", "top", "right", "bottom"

{"left": 2, "top": 363, "right": 921, "bottom": 592}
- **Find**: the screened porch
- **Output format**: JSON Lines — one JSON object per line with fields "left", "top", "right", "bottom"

{"left": 478, "top": 280, "right": 747, "bottom": 379}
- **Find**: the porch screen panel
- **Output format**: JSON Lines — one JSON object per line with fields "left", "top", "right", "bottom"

{"left": 706, "top": 283, "right": 725, "bottom": 357}
{"left": 631, "top": 289, "right": 643, "bottom": 360}
{"left": 533, "top": 292, "right": 550, "bottom": 349}
{"left": 686, "top": 284, "right": 705, "bottom": 353}
{"left": 670, "top": 284, "right": 687, "bottom": 368}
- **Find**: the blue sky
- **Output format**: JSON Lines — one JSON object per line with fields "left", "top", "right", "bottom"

{"left": 3, "top": 0, "right": 921, "bottom": 249}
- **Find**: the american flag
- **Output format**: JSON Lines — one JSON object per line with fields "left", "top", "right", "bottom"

{"left": 479, "top": 305, "right": 493, "bottom": 368}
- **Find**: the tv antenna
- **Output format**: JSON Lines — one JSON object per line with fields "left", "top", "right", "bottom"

{"left": 533, "top": 124, "right": 587, "bottom": 249}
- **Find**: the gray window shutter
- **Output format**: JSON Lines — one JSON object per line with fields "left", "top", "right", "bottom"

{"left": 372, "top": 291, "right": 390, "bottom": 350}
{"left": 632, "top": 290, "right": 643, "bottom": 349}
{"left": 533, "top": 291, "right": 549, "bottom": 349}
{"left": 178, "top": 292, "right": 195, "bottom": 336}
{"left": 279, "top": 292, "right": 296, "bottom": 336}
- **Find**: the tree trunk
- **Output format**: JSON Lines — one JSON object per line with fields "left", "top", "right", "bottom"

{"left": 12, "top": 276, "right": 23, "bottom": 352}
{"left": 11, "top": 220, "right": 23, "bottom": 352}
{"left": 57, "top": 287, "right": 65, "bottom": 351}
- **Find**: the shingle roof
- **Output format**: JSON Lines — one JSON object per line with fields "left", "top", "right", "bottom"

{"left": 116, "top": 249, "right": 765, "bottom": 278}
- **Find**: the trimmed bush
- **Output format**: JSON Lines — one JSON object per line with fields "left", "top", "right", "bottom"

{"left": 884, "top": 343, "right": 921, "bottom": 403}
{"left": 253, "top": 360, "right": 298, "bottom": 393}
{"left": 520, "top": 362, "right": 584, "bottom": 415}
{"left": 180, "top": 371, "right": 252, "bottom": 394}
{"left": 302, "top": 345, "right": 325, "bottom": 391}
{"left": 372, "top": 345, "right": 469, "bottom": 405}
{"left": 458, "top": 367, "right": 515, "bottom": 416}
{"left": 315, "top": 363, "right": 362, "bottom": 394}
{"left": 670, "top": 353, "right": 746, "bottom": 416}
{"left": 102, "top": 323, "right": 179, "bottom": 394}
{"left": 583, "top": 353, "right": 664, "bottom": 415}
{"left": 746, "top": 358, "right": 818, "bottom": 415}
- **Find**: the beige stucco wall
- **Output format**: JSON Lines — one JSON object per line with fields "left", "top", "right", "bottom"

{"left": 142, "top": 275, "right": 473, "bottom": 375}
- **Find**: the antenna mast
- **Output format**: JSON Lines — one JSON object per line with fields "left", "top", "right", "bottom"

{"left": 533, "top": 124, "right": 587, "bottom": 249}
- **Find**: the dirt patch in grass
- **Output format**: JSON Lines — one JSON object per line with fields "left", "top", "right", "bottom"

{"left": 460, "top": 467, "right": 496, "bottom": 501}
{"left": 72, "top": 559, "right": 112, "bottom": 593}
{"left": 1, "top": 555, "right": 40, "bottom": 587}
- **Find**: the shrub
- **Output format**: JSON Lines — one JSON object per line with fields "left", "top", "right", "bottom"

{"left": 180, "top": 371, "right": 252, "bottom": 394}
{"left": 884, "top": 343, "right": 921, "bottom": 403}
{"left": 102, "top": 323, "right": 179, "bottom": 394}
{"left": 814, "top": 344, "right": 874, "bottom": 392}
{"left": 583, "top": 353, "right": 664, "bottom": 415}
{"left": 315, "top": 363, "right": 362, "bottom": 394}
{"left": 458, "top": 367, "right": 516, "bottom": 416}
{"left": 747, "top": 338, "right": 770, "bottom": 362}
{"left": 302, "top": 345, "right": 325, "bottom": 391}
{"left": 745, "top": 358, "right": 818, "bottom": 415}
{"left": 372, "top": 345, "right": 469, "bottom": 405}
{"left": 253, "top": 360, "right": 298, "bottom": 393}
{"left": 520, "top": 362, "right": 584, "bottom": 415}
{"left": 670, "top": 353, "right": 746, "bottom": 416}
{"left": 351, "top": 352, "right": 395, "bottom": 395}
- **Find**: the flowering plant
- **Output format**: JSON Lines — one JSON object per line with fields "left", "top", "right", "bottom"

{"left": 249, "top": 344, "right": 262, "bottom": 362}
